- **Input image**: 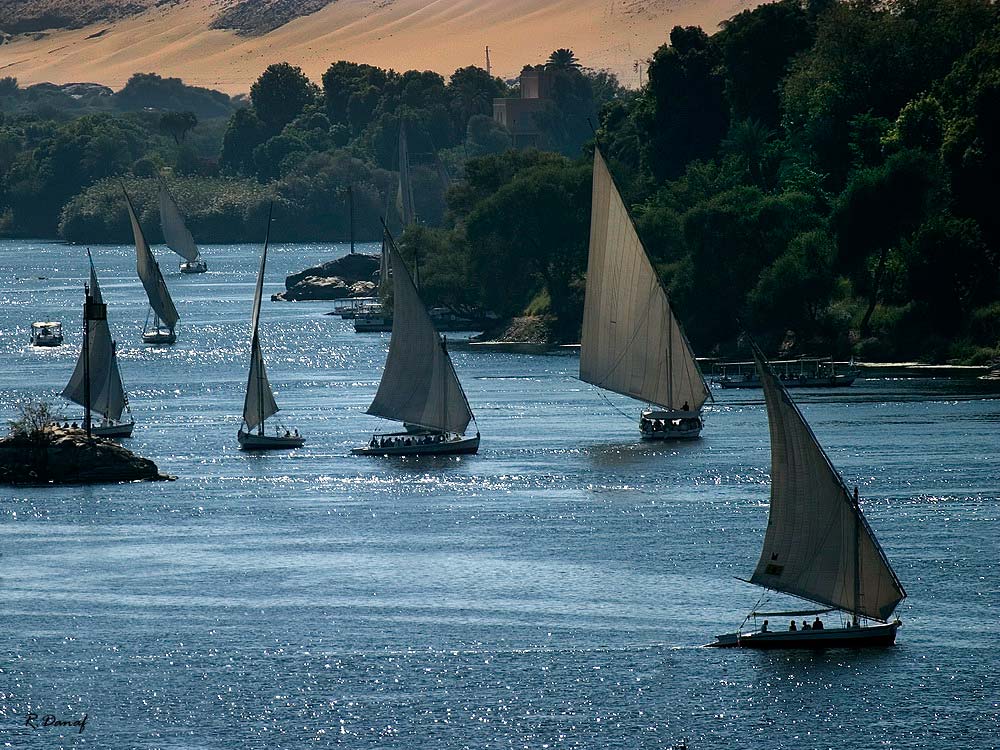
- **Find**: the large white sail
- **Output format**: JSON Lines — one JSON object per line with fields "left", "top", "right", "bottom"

{"left": 367, "top": 235, "right": 473, "bottom": 434}
{"left": 580, "top": 148, "right": 708, "bottom": 412}
{"left": 242, "top": 231, "right": 279, "bottom": 430}
{"left": 125, "top": 188, "right": 179, "bottom": 329}
{"left": 750, "top": 348, "right": 906, "bottom": 622}
{"left": 396, "top": 122, "right": 416, "bottom": 228}
{"left": 158, "top": 182, "right": 200, "bottom": 263}
{"left": 62, "top": 256, "right": 128, "bottom": 421}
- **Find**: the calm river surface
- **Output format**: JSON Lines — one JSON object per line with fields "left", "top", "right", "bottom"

{"left": 0, "top": 239, "right": 997, "bottom": 749}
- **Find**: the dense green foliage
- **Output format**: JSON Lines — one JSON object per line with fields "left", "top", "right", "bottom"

{"left": 2, "top": 2, "right": 1000, "bottom": 362}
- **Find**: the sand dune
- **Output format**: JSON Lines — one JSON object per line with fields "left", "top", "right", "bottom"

{"left": 0, "top": 0, "right": 755, "bottom": 94}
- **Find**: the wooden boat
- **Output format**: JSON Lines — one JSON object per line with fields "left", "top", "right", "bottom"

{"left": 716, "top": 357, "right": 859, "bottom": 388}
{"left": 352, "top": 227, "right": 479, "bottom": 457}
{"left": 580, "top": 147, "right": 710, "bottom": 440}
{"left": 61, "top": 251, "right": 135, "bottom": 438}
{"left": 237, "top": 205, "right": 305, "bottom": 451}
{"left": 159, "top": 180, "right": 207, "bottom": 273}
{"left": 123, "top": 184, "right": 179, "bottom": 345}
{"left": 707, "top": 345, "right": 906, "bottom": 649}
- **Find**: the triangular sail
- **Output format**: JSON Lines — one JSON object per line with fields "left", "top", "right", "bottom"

{"left": 124, "top": 187, "right": 179, "bottom": 329}
{"left": 158, "top": 182, "right": 201, "bottom": 263}
{"left": 749, "top": 348, "right": 906, "bottom": 622}
{"left": 242, "top": 219, "right": 279, "bottom": 430}
{"left": 62, "top": 256, "right": 128, "bottom": 422}
{"left": 366, "top": 233, "right": 473, "bottom": 434}
{"left": 396, "top": 122, "right": 416, "bottom": 228}
{"left": 580, "top": 148, "right": 708, "bottom": 412}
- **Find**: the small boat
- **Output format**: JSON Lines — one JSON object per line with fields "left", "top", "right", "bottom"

{"left": 30, "top": 321, "right": 63, "bottom": 347}
{"left": 352, "top": 227, "right": 479, "bottom": 457}
{"left": 707, "top": 344, "right": 906, "bottom": 649}
{"left": 580, "top": 147, "right": 710, "bottom": 440}
{"left": 123, "top": 183, "right": 180, "bottom": 344}
{"left": 716, "top": 357, "right": 859, "bottom": 388}
{"left": 237, "top": 205, "right": 304, "bottom": 451}
{"left": 61, "top": 251, "right": 135, "bottom": 438}
{"left": 159, "top": 181, "right": 207, "bottom": 273}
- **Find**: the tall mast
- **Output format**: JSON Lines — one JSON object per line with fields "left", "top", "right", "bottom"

{"left": 853, "top": 486, "right": 862, "bottom": 625}
{"left": 83, "top": 284, "right": 91, "bottom": 438}
{"left": 348, "top": 184, "right": 355, "bottom": 255}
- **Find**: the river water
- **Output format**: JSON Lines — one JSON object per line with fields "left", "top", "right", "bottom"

{"left": 0, "top": 240, "right": 997, "bottom": 749}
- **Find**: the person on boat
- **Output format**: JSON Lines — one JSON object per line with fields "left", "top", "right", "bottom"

{"left": 760, "top": 620, "right": 769, "bottom": 632}
{"left": 802, "top": 620, "right": 811, "bottom": 630}
{"left": 813, "top": 616, "right": 824, "bottom": 630}
{"left": 72, "top": 422, "right": 78, "bottom": 429}
{"left": 682, "top": 401, "right": 689, "bottom": 411}
{"left": 293, "top": 429, "right": 299, "bottom": 438}
{"left": 789, "top": 621, "right": 797, "bottom": 631}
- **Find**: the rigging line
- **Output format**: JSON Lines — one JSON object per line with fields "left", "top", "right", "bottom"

{"left": 593, "top": 386, "right": 636, "bottom": 426}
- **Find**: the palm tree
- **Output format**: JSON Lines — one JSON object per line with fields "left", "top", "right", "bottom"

{"left": 546, "top": 49, "right": 581, "bottom": 71}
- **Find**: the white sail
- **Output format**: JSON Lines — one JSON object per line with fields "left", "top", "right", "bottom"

{"left": 367, "top": 236, "right": 473, "bottom": 434}
{"left": 580, "top": 148, "right": 708, "bottom": 412}
{"left": 242, "top": 233, "right": 279, "bottom": 430}
{"left": 396, "top": 122, "right": 416, "bottom": 228}
{"left": 62, "top": 256, "right": 128, "bottom": 421}
{"left": 125, "top": 188, "right": 179, "bottom": 329}
{"left": 750, "top": 348, "right": 906, "bottom": 622}
{"left": 158, "top": 182, "right": 201, "bottom": 263}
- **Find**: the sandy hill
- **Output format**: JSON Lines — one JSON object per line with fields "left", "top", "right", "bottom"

{"left": 0, "top": 0, "right": 758, "bottom": 94}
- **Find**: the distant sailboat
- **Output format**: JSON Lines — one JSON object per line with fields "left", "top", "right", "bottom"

{"left": 352, "top": 227, "right": 479, "bottom": 456}
{"left": 708, "top": 344, "right": 906, "bottom": 649}
{"left": 62, "top": 251, "right": 134, "bottom": 437}
{"left": 123, "top": 184, "right": 179, "bottom": 344}
{"left": 580, "top": 147, "right": 709, "bottom": 439}
{"left": 158, "top": 181, "right": 207, "bottom": 274}
{"left": 237, "top": 205, "right": 305, "bottom": 450}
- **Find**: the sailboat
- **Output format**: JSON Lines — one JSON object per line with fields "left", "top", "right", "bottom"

{"left": 708, "top": 344, "right": 906, "bottom": 649}
{"left": 355, "top": 122, "right": 414, "bottom": 334}
{"left": 61, "top": 251, "right": 135, "bottom": 438}
{"left": 580, "top": 147, "right": 710, "bottom": 439}
{"left": 123, "top": 184, "right": 179, "bottom": 344}
{"left": 352, "top": 227, "right": 479, "bottom": 456}
{"left": 237, "top": 206, "right": 305, "bottom": 450}
{"left": 158, "top": 180, "right": 207, "bottom": 273}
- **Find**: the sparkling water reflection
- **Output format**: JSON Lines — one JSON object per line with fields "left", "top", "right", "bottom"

{"left": 0, "top": 240, "right": 998, "bottom": 748}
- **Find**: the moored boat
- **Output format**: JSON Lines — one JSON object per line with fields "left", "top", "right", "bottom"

{"left": 580, "top": 147, "right": 710, "bottom": 440}
{"left": 707, "top": 344, "right": 906, "bottom": 649}
{"left": 30, "top": 321, "right": 63, "bottom": 347}
{"left": 716, "top": 357, "right": 859, "bottom": 388}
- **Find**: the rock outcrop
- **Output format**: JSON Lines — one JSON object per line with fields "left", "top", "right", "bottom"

{"left": 0, "top": 427, "right": 170, "bottom": 484}
{"left": 273, "top": 253, "right": 380, "bottom": 301}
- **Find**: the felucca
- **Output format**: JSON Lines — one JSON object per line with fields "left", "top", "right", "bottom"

{"left": 123, "top": 184, "right": 179, "bottom": 344}
{"left": 580, "top": 147, "right": 709, "bottom": 440}
{"left": 708, "top": 344, "right": 906, "bottom": 649}
{"left": 158, "top": 180, "right": 207, "bottom": 274}
{"left": 61, "top": 251, "right": 135, "bottom": 437}
{"left": 238, "top": 205, "right": 304, "bottom": 450}
{"left": 352, "top": 227, "right": 479, "bottom": 456}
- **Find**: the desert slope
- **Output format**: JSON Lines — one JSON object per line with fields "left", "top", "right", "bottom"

{"left": 0, "top": 0, "right": 756, "bottom": 93}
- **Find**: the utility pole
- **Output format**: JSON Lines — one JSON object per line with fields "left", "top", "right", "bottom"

{"left": 82, "top": 283, "right": 106, "bottom": 439}
{"left": 486, "top": 46, "right": 491, "bottom": 76}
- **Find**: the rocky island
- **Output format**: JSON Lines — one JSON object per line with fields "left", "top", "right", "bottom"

{"left": 0, "top": 405, "right": 170, "bottom": 484}
{"left": 272, "top": 253, "right": 380, "bottom": 302}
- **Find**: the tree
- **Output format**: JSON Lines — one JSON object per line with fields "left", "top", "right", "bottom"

{"left": 158, "top": 111, "right": 198, "bottom": 144}
{"left": 0, "top": 77, "right": 18, "bottom": 97}
{"left": 250, "top": 63, "right": 317, "bottom": 134}
{"left": 546, "top": 49, "right": 581, "bottom": 70}
{"left": 220, "top": 107, "right": 269, "bottom": 176}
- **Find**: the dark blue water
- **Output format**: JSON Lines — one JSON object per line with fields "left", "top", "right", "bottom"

{"left": 1, "top": 240, "right": 997, "bottom": 749}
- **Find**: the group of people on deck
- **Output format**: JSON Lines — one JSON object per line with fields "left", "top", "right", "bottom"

{"left": 370, "top": 433, "right": 449, "bottom": 449}
{"left": 759, "top": 616, "right": 825, "bottom": 633}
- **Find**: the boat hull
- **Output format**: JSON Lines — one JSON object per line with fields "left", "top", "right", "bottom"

{"left": 707, "top": 622, "right": 900, "bottom": 649}
{"left": 639, "top": 411, "right": 702, "bottom": 440}
{"left": 237, "top": 430, "right": 305, "bottom": 450}
{"left": 718, "top": 375, "right": 858, "bottom": 389}
{"left": 143, "top": 330, "right": 176, "bottom": 345}
{"left": 352, "top": 434, "right": 480, "bottom": 456}
{"left": 92, "top": 421, "right": 135, "bottom": 438}
{"left": 180, "top": 260, "right": 208, "bottom": 274}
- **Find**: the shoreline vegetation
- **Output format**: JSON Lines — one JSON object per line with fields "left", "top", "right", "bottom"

{"left": 1, "top": 0, "right": 999, "bottom": 365}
